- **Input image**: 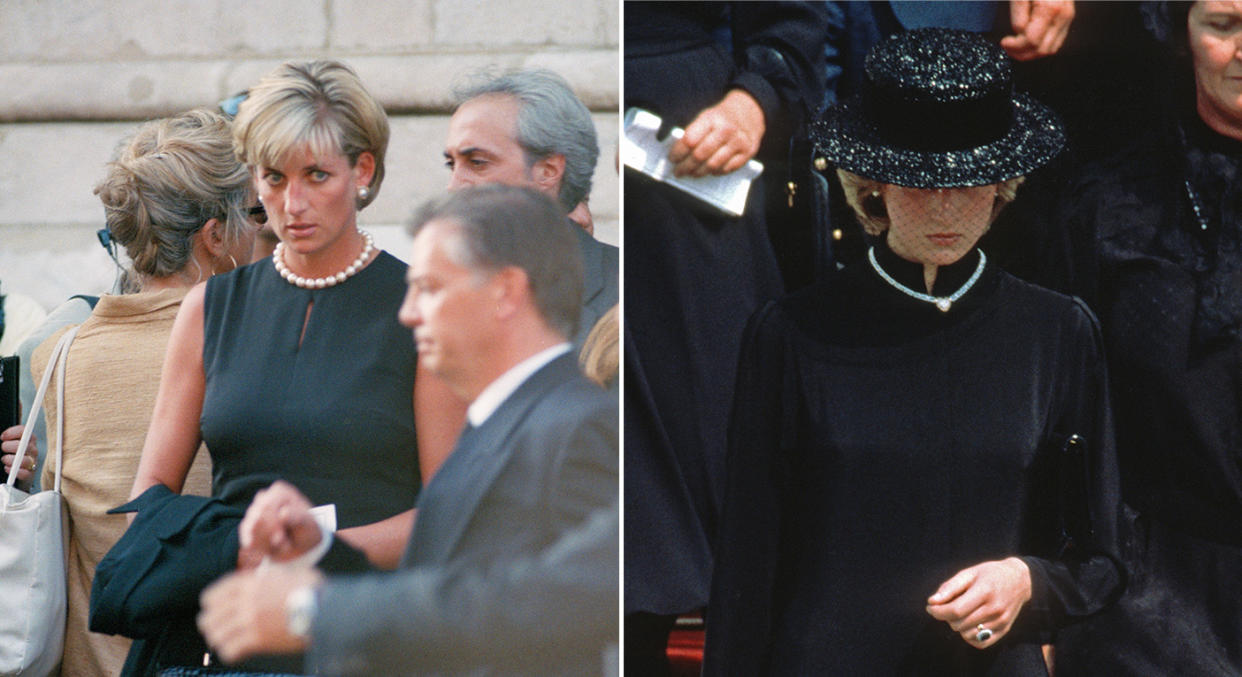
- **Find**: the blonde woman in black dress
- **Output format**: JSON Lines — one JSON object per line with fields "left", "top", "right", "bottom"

{"left": 704, "top": 29, "right": 1124, "bottom": 676}
{"left": 107, "top": 61, "right": 449, "bottom": 676}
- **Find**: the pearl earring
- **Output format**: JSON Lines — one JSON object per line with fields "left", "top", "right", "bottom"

{"left": 358, "top": 186, "right": 370, "bottom": 201}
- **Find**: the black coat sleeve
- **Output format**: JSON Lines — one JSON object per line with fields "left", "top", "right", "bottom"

{"left": 702, "top": 302, "right": 795, "bottom": 675}
{"left": 310, "top": 505, "right": 618, "bottom": 676}
{"left": 1016, "top": 298, "right": 1126, "bottom": 639}
{"left": 727, "top": 1, "right": 830, "bottom": 151}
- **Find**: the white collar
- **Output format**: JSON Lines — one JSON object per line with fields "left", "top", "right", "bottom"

{"left": 466, "top": 343, "right": 572, "bottom": 427}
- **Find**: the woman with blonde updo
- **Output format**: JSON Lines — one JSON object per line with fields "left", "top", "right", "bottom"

{"left": 3, "top": 108, "right": 258, "bottom": 677}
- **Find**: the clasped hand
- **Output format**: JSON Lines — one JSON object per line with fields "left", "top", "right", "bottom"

{"left": 1, "top": 425, "right": 37, "bottom": 483}
{"left": 237, "top": 479, "right": 321, "bottom": 569}
{"left": 196, "top": 480, "right": 325, "bottom": 664}
{"left": 926, "top": 557, "right": 1032, "bottom": 649}
{"left": 198, "top": 561, "right": 323, "bottom": 663}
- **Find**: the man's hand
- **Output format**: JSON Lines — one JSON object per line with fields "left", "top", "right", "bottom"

{"left": 238, "top": 480, "right": 322, "bottom": 569}
{"left": 668, "top": 89, "right": 765, "bottom": 178}
{"left": 198, "top": 565, "right": 324, "bottom": 663}
{"left": 1001, "top": 0, "right": 1074, "bottom": 61}
{"left": 926, "top": 557, "right": 1032, "bottom": 649}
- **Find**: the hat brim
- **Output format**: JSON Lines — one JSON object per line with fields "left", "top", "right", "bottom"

{"left": 812, "top": 92, "right": 1065, "bottom": 188}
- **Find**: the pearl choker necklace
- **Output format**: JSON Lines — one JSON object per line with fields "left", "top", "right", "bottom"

{"left": 867, "top": 246, "right": 986, "bottom": 312}
{"left": 273, "top": 229, "right": 375, "bottom": 289}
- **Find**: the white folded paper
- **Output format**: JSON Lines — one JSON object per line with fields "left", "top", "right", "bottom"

{"left": 621, "top": 107, "right": 763, "bottom": 217}
{"left": 309, "top": 503, "right": 337, "bottom": 532}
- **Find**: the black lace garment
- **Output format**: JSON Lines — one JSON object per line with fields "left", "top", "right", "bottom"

{"left": 1181, "top": 112, "right": 1242, "bottom": 347}
{"left": 1068, "top": 106, "right": 1242, "bottom": 539}
{"left": 1052, "top": 100, "right": 1242, "bottom": 677}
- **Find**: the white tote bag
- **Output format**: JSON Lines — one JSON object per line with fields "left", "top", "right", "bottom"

{"left": 0, "top": 327, "right": 78, "bottom": 676}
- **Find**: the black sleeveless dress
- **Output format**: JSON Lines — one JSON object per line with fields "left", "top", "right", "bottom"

{"left": 116, "top": 253, "right": 419, "bottom": 675}
{"left": 201, "top": 251, "right": 420, "bottom": 527}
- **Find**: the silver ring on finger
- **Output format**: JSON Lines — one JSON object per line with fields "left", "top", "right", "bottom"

{"left": 975, "top": 624, "right": 993, "bottom": 642}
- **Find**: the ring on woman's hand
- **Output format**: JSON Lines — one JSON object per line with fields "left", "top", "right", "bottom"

{"left": 975, "top": 624, "right": 993, "bottom": 642}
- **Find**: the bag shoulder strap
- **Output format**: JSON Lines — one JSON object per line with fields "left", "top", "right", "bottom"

{"left": 6, "top": 326, "right": 80, "bottom": 493}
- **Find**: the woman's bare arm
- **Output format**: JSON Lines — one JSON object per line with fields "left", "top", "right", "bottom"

{"left": 335, "top": 508, "right": 416, "bottom": 570}
{"left": 413, "top": 364, "right": 468, "bottom": 484}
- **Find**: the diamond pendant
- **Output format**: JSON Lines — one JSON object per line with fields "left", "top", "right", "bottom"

{"left": 936, "top": 299, "right": 952, "bottom": 312}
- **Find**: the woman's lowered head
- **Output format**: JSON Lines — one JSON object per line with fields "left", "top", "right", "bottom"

{"left": 94, "top": 108, "right": 257, "bottom": 291}
{"left": 814, "top": 28, "right": 1064, "bottom": 288}
{"left": 837, "top": 170, "right": 1025, "bottom": 269}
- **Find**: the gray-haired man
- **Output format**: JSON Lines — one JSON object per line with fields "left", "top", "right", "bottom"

{"left": 443, "top": 69, "right": 618, "bottom": 347}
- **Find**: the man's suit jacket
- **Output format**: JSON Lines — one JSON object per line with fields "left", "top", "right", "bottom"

{"left": 309, "top": 353, "right": 619, "bottom": 676}
{"left": 573, "top": 226, "right": 619, "bottom": 349}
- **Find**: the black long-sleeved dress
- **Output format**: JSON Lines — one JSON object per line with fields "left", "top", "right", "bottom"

{"left": 704, "top": 243, "right": 1124, "bottom": 675}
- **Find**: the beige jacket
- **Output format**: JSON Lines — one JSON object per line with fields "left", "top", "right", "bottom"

{"left": 35, "top": 288, "right": 212, "bottom": 677}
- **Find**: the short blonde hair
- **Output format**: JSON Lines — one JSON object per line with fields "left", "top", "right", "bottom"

{"left": 94, "top": 109, "right": 251, "bottom": 281}
{"left": 579, "top": 304, "right": 618, "bottom": 388}
{"left": 233, "top": 60, "right": 389, "bottom": 209}
{"left": 836, "top": 170, "right": 1025, "bottom": 236}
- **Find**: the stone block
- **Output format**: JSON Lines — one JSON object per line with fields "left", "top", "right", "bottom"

{"left": 432, "top": 0, "right": 604, "bottom": 47}
{"left": 601, "top": 0, "right": 619, "bottom": 46}
{"left": 521, "top": 50, "right": 618, "bottom": 108}
{"left": 221, "top": 0, "right": 333, "bottom": 54}
{"left": 0, "top": 121, "right": 139, "bottom": 226}
{"left": 0, "top": 52, "right": 614, "bottom": 123}
{"left": 0, "top": 0, "right": 326, "bottom": 61}
{"left": 331, "top": 0, "right": 435, "bottom": 51}
{"left": 349, "top": 55, "right": 498, "bottom": 114}
{"left": 0, "top": 61, "right": 235, "bottom": 122}
{"left": 352, "top": 53, "right": 616, "bottom": 115}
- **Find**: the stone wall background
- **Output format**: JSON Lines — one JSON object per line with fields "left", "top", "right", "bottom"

{"left": 0, "top": 0, "right": 619, "bottom": 312}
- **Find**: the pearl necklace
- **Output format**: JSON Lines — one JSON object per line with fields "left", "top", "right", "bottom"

{"left": 273, "top": 229, "right": 375, "bottom": 289}
{"left": 867, "top": 246, "right": 986, "bottom": 313}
